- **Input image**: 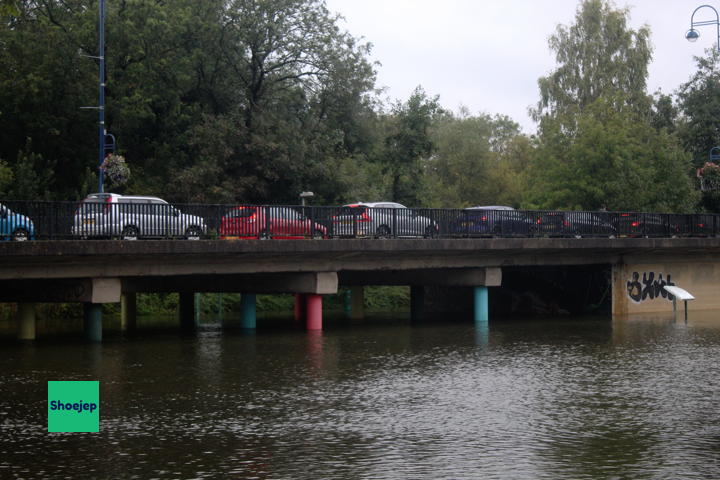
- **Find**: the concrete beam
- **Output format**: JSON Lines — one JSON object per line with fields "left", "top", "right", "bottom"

{"left": 0, "top": 278, "right": 121, "bottom": 303}
{"left": 339, "top": 268, "right": 502, "bottom": 287}
{"left": 3, "top": 238, "right": 720, "bottom": 281}
{"left": 123, "top": 272, "right": 338, "bottom": 295}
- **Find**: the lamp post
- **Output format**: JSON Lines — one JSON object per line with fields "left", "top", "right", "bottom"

{"left": 80, "top": 0, "right": 110, "bottom": 193}
{"left": 97, "top": 0, "right": 106, "bottom": 193}
{"left": 686, "top": 4, "right": 720, "bottom": 51}
{"left": 299, "top": 191, "right": 314, "bottom": 207}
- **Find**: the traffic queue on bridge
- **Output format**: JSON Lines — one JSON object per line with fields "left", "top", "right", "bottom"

{"left": 0, "top": 192, "right": 718, "bottom": 241}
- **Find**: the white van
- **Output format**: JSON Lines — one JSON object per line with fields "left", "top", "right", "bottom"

{"left": 72, "top": 193, "right": 207, "bottom": 240}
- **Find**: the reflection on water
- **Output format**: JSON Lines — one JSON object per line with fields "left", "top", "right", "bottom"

{"left": 2, "top": 313, "right": 720, "bottom": 479}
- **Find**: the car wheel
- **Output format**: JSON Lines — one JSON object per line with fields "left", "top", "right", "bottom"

{"left": 312, "top": 229, "right": 324, "bottom": 239}
{"left": 185, "top": 226, "right": 202, "bottom": 240}
{"left": 121, "top": 225, "right": 139, "bottom": 241}
{"left": 259, "top": 229, "right": 270, "bottom": 240}
{"left": 423, "top": 225, "right": 435, "bottom": 238}
{"left": 375, "top": 225, "right": 391, "bottom": 238}
{"left": 12, "top": 228, "right": 29, "bottom": 242}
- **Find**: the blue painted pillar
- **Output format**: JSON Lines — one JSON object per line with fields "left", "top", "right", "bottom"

{"left": 410, "top": 286, "right": 424, "bottom": 322}
{"left": 83, "top": 303, "right": 103, "bottom": 342}
{"left": 474, "top": 286, "right": 489, "bottom": 323}
{"left": 240, "top": 293, "right": 257, "bottom": 329}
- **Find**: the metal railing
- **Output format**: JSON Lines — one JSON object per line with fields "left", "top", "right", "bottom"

{"left": 0, "top": 200, "right": 717, "bottom": 241}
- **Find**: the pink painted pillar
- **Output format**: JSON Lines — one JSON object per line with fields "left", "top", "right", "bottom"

{"left": 305, "top": 294, "right": 323, "bottom": 330}
{"left": 294, "top": 294, "right": 306, "bottom": 323}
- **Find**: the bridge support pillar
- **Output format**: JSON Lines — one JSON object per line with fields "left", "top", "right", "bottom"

{"left": 83, "top": 303, "right": 103, "bottom": 342}
{"left": 306, "top": 294, "right": 323, "bottom": 330}
{"left": 16, "top": 303, "right": 36, "bottom": 340}
{"left": 474, "top": 286, "right": 489, "bottom": 323}
{"left": 240, "top": 294, "right": 257, "bottom": 329}
{"left": 411, "top": 286, "right": 425, "bottom": 322}
{"left": 294, "top": 293, "right": 306, "bottom": 323}
{"left": 121, "top": 293, "right": 137, "bottom": 332}
{"left": 350, "top": 286, "right": 365, "bottom": 320}
{"left": 179, "top": 293, "right": 196, "bottom": 331}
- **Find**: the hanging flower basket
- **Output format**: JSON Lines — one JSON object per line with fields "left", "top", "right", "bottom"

{"left": 100, "top": 153, "right": 130, "bottom": 188}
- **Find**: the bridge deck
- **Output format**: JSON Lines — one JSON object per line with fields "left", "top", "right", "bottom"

{"left": 1, "top": 237, "right": 719, "bottom": 280}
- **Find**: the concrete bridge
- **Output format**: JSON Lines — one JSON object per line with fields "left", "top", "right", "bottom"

{"left": 3, "top": 237, "right": 720, "bottom": 341}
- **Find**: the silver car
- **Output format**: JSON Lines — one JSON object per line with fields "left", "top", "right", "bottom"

{"left": 332, "top": 202, "right": 437, "bottom": 238}
{"left": 72, "top": 193, "right": 207, "bottom": 240}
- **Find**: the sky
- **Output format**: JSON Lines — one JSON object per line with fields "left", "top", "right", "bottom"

{"left": 324, "top": 0, "right": 713, "bottom": 133}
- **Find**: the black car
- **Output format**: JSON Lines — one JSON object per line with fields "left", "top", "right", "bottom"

{"left": 449, "top": 206, "right": 535, "bottom": 236}
{"left": 534, "top": 211, "right": 615, "bottom": 237}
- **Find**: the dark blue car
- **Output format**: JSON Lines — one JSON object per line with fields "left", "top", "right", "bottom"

{"left": 450, "top": 206, "right": 535, "bottom": 236}
{"left": 0, "top": 203, "right": 35, "bottom": 241}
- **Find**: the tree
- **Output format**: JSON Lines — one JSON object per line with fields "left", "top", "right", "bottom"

{"left": 533, "top": 0, "right": 652, "bottom": 126}
{"left": 528, "top": 0, "right": 697, "bottom": 212}
{"left": 380, "top": 87, "right": 441, "bottom": 206}
{"left": 677, "top": 47, "right": 720, "bottom": 167}
{"left": 424, "top": 110, "right": 529, "bottom": 208}
{"left": 527, "top": 97, "right": 697, "bottom": 212}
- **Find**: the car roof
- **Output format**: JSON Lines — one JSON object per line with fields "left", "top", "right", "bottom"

{"left": 84, "top": 193, "right": 165, "bottom": 202}
{"left": 466, "top": 205, "right": 515, "bottom": 210}
{"left": 342, "top": 202, "right": 406, "bottom": 208}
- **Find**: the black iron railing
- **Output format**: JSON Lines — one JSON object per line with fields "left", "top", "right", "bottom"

{"left": 0, "top": 200, "right": 717, "bottom": 241}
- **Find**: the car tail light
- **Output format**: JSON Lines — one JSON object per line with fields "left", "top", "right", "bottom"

{"left": 481, "top": 215, "right": 488, "bottom": 222}
{"left": 536, "top": 218, "right": 542, "bottom": 224}
{"left": 358, "top": 211, "right": 371, "bottom": 222}
{"left": 563, "top": 220, "right": 570, "bottom": 227}
{"left": 104, "top": 196, "right": 112, "bottom": 214}
{"left": 698, "top": 223, "right": 705, "bottom": 228}
{"left": 631, "top": 221, "right": 639, "bottom": 228}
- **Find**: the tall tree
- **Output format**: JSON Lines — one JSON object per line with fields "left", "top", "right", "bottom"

{"left": 533, "top": 0, "right": 652, "bottom": 126}
{"left": 380, "top": 87, "right": 441, "bottom": 206}
{"left": 528, "top": 0, "right": 697, "bottom": 212}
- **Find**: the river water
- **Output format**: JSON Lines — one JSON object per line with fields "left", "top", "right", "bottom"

{"left": 1, "top": 312, "right": 719, "bottom": 479}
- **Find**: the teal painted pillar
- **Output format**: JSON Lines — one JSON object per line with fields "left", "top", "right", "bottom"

{"left": 83, "top": 303, "right": 103, "bottom": 342}
{"left": 474, "top": 286, "right": 489, "bottom": 323}
{"left": 179, "top": 293, "right": 196, "bottom": 331}
{"left": 343, "top": 289, "right": 352, "bottom": 318}
{"left": 120, "top": 293, "right": 137, "bottom": 332}
{"left": 17, "top": 303, "right": 36, "bottom": 340}
{"left": 410, "top": 286, "right": 424, "bottom": 323}
{"left": 240, "top": 293, "right": 257, "bottom": 329}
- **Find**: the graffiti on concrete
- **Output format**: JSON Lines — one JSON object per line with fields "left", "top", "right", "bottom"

{"left": 627, "top": 272, "right": 675, "bottom": 303}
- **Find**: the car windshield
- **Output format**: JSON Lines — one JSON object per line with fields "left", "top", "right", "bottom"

{"left": 226, "top": 208, "right": 256, "bottom": 218}
{"left": 338, "top": 206, "right": 367, "bottom": 216}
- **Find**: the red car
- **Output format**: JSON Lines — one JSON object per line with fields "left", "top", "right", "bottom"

{"left": 219, "top": 206, "right": 327, "bottom": 239}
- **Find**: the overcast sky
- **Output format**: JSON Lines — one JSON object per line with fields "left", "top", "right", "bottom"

{"left": 324, "top": 0, "right": 712, "bottom": 133}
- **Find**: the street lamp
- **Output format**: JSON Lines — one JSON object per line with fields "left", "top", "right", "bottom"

{"left": 79, "top": 0, "right": 110, "bottom": 193}
{"left": 686, "top": 4, "right": 720, "bottom": 51}
{"left": 299, "top": 191, "right": 314, "bottom": 207}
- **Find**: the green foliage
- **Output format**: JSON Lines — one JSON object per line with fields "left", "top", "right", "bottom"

{"left": 528, "top": 97, "right": 698, "bottom": 211}
{"left": 380, "top": 86, "right": 442, "bottom": 206}
{"left": 534, "top": 0, "right": 652, "bottom": 124}
{"left": 677, "top": 47, "right": 720, "bottom": 167}
{"left": 425, "top": 110, "right": 529, "bottom": 207}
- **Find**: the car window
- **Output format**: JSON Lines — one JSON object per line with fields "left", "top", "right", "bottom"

{"left": 227, "top": 208, "right": 255, "bottom": 218}
{"left": 80, "top": 200, "right": 105, "bottom": 214}
{"left": 339, "top": 206, "right": 367, "bottom": 216}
